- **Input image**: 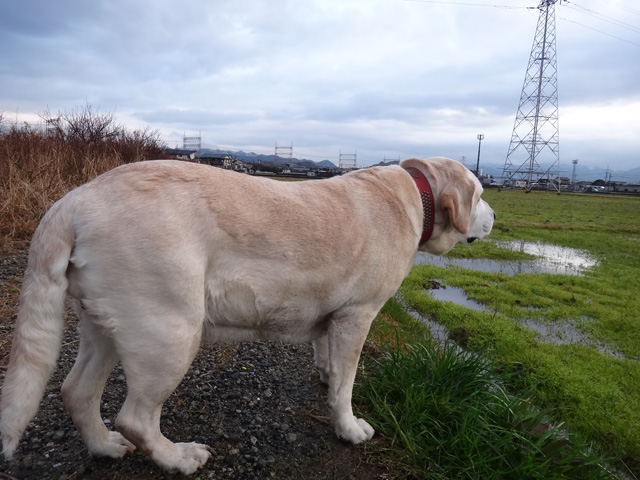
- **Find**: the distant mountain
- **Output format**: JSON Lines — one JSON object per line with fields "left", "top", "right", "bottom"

{"left": 200, "top": 148, "right": 338, "bottom": 169}
{"left": 369, "top": 160, "right": 400, "bottom": 167}
{"left": 316, "top": 159, "right": 339, "bottom": 168}
{"left": 614, "top": 166, "right": 640, "bottom": 183}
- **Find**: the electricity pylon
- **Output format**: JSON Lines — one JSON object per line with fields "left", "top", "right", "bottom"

{"left": 502, "top": 0, "right": 561, "bottom": 192}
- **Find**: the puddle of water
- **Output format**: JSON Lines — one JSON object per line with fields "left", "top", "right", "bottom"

{"left": 409, "top": 239, "right": 624, "bottom": 360}
{"left": 416, "top": 241, "right": 597, "bottom": 276}
{"left": 416, "top": 282, "right": 629, "bottom": 359}
{"left": 428, "top": 286, "right": 490, "bottom": 313}
{"left": 497, "top": 241, "right": 597, "bottom": 274}
{"left": 394, "top": 296, "right": 461, "bottom": 350}
{"left": 404, "top": 288, "right": 629, "bottom": 359}
{"left": 515, "top": 316, "right": 628, "bottom": 359}
{"left": 517, "top": 317, "right": 591, "bottom": 346}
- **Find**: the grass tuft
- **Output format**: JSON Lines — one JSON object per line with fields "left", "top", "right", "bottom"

{"left": 356, "top": 342, "right": 612, "bottom": 479}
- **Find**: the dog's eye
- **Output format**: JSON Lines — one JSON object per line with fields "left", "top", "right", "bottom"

{"left": 467, "top": 237, "right": 478, "bottom": 244}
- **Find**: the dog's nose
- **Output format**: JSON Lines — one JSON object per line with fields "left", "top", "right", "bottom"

{"left": 467, "top": 237, "right": 478, "bottom": 244}
{"left": 493, "top": 211, "right": 497, "bottom": 220}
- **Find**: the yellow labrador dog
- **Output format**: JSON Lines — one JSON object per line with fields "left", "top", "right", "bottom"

{"left": 1, "top": 156, "right": 494, "bottom": 474}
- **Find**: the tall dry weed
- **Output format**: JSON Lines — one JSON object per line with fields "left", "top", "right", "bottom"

{"left": 0, "top": 106, "right": 169, "bottom": 249}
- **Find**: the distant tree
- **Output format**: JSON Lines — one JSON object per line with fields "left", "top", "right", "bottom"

{"left": 40, "top": 103, "right": 121, "bottom": 144}
{"left": 255, "top": 162, "right": 282, "bottom": 174}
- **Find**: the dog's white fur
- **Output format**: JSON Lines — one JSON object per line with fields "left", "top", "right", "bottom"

{"left": 0, "top": 157, "right": 494, "bottom": 474}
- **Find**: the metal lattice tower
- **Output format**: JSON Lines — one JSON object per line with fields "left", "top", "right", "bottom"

{"left": 275, "top": 142, "right": 293, "bottom": 169}
{"left": 339, "top": 150, "right": 357, "bottom": 170}
{"left": 502, "top": 0, "right": 561, "bottom": 191}
{"left": 183, "top": 132, "right": 201, "bottom": 154}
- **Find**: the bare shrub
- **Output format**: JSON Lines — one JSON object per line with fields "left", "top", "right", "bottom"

{"left": 0, "top": 105, "right": 169, "bottom": 247}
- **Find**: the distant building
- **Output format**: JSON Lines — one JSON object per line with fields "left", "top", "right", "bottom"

{"left": 196, "top": 153, "right": 235, "bottom": 170}
{"left": 476, "top": 173, "right": 493, "bottom": 186}
{"left": 615, "top": 184, "right": 640, "bottom": 194}
{"left": 163, "top": 148, "right": 197, "bottom": 160}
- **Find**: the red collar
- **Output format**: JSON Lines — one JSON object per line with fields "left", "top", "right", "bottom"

{"left": 404, "top": 167, "right": 435, "bottom": 245}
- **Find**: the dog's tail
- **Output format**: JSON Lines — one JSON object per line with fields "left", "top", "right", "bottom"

{"left": 0, "top": 197, "right": 75, "bottom": 460}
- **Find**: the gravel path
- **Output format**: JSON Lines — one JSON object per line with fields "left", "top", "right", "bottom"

{"left": 0, "top": 252, "right": 392, "bottom": 480}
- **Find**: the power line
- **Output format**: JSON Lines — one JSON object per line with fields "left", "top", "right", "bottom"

{"left": 566, "top": 3, "right": 640, "bottom": 34}
{"left": 558, "top": 15, "right": 640, "bottom": 47}
{"left": 404, "top": 0, "right": 640, "bottom": 46}
{"left": 402, "top": 0, "right": 531, "bottom": 9}
{"left": 296, "top": 150, "right": 336, "bottom": 160}
{"left": 596, "top": 0, "right": 640, "bottom": 17}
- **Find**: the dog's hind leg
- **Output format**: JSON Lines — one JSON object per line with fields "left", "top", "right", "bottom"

{"left": 312, "top": 333, "right": 330, "bottom": 384}
{"left": 61, "top": 304, "right": 135, "bottom": 458}
{"left": 327, "top": 306, "right": 377, "bottom": 444}
{"left": 114, "top": 314, "right": 211, "bottom": 475}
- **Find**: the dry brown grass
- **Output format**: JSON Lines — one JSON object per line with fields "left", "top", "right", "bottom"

{"left": 0, "top": 106, "right": 170, "bottom": 251}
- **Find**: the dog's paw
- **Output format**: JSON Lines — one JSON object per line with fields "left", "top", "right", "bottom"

{"left": 171, "top": 442, "right": 212, "bottom": 475}
{"left": 336, "top": 416, "right": 375, "bottom": 444}
{"left": 89, "top": 431, "right": 136, "bottom": 459}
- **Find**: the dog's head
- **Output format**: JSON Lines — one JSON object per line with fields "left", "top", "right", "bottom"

{"left": 401, "top": 157, "right": 495, "bottom": 255}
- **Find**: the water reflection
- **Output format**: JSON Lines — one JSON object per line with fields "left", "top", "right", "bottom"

{"left": 416, "top": 241, "right": 597, "bottom": 276}
{"left": 428, "top": 286, "right": 490, "bottom": 313}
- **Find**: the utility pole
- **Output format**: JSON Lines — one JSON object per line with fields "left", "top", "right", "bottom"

{"left": 502, "top": 0, "right": 561, "bottom": 192}
{"left": 475, "top": 134, "right": 484, "bottom": 176}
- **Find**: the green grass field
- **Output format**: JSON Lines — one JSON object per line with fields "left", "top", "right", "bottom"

{"left": 362, "top": 190, "right": 640, "bottom": 479}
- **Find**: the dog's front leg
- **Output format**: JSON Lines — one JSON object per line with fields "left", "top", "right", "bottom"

{"left": 326, "top": 306, "right": 376, "bottom": 444}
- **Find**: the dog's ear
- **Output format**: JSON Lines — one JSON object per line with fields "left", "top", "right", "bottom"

{"left": 440, "top": 189, "right": 473, "bottom": 235}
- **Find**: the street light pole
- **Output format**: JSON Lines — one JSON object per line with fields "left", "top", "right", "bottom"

{"left": 475, "top": 134, "right": 484, "bottom": 176}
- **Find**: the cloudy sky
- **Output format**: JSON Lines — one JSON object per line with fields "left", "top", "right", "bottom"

{"left": 1, "top": 0, "right": 639, "bottom": 179}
